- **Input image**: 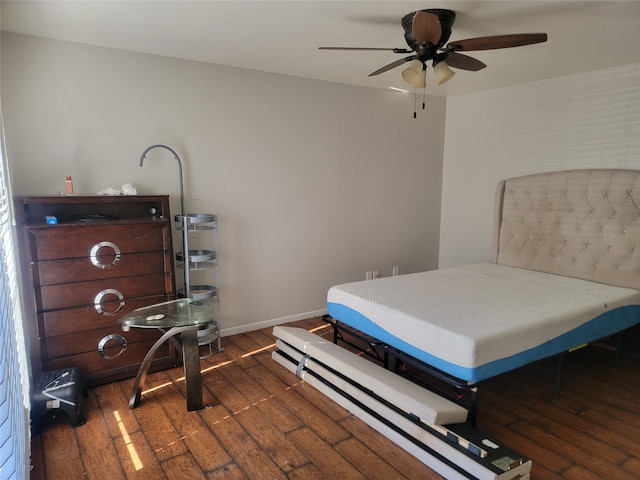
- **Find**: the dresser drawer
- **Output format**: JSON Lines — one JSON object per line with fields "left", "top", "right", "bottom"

{"left": 32, "top": 251, "right": 168, "bottom": 286}
{"left": 40, "top": 295, "right": 170, "bottom": 337}
{"left": 46, "top": 338, "right": 172, "bottom": 378}
{"left": 35, "top": 273, "right": 171, "bottom": 312}
{"left": 27, "top": 223, "right": 169, "bottom": 261}
{"left": 45, "top": 324, "right": 162, "bottom": 359}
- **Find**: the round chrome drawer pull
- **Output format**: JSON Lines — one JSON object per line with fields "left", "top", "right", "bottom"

{"left": 98, "top": 334, "right": 127, "bottom": 359}
{"left": 94, "top": 289, "right": 125, "bottom": 315}
{"left": 90, "top": 241, "right": 121, "bottom": 269}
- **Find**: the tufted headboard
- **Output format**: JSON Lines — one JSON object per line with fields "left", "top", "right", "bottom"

{"left": 492, "top": 169, "right": 640, "bottom": 290}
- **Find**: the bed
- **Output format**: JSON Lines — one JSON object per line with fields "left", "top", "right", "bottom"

{"left": 326, "top": 169, "right": 640, "bottom": 419}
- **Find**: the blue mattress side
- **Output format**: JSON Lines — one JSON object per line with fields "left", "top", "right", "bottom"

{"left": 326, "top": 302, "right": 640, "bottom": 384}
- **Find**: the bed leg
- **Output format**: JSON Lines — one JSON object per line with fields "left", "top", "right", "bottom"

{"left": 469, "top": 388, "right": 478, "bottom": 427}
{"left": 555, "top": 355, "right": 564, "bottom": 397}
{"left": 322, "top": 314, "right": 339, "bottom": 344}
{"left": 615, "top": 333, "right": 623, "bottom": 368}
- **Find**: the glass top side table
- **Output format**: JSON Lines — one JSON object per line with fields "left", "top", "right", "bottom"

{"left": 119, "top": 298, "right": 214, "bottom": 411}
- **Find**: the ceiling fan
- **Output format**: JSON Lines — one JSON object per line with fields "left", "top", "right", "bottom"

{"left": 319, "top": 9, "right": 547, "bottom": 89}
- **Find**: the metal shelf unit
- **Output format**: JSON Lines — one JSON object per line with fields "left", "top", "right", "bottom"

{"left": 175, "top": 213, "right": 222, "bottom": 357}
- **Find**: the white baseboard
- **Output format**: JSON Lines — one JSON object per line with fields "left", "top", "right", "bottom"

{"left": 220, "top": 308, "right": 327, "bottom": 337}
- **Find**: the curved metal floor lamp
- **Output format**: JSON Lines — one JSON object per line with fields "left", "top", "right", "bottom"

{"left": 139, "top": 144, "right": 191, "bottom": 297}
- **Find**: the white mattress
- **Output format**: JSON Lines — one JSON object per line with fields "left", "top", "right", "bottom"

{"left": 327, "top": 263, "right": 640, "bottom": 383}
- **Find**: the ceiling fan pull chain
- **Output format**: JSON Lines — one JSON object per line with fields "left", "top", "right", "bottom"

{"left": 413, "top": 86, "right": 418, "bottom": 119}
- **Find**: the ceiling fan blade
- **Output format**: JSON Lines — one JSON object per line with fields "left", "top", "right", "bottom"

{"left": 447, "top": 33, "right": 548, "bottom": 51}
{"left": 412, "top": 11, "right": 442, "bottom": 45}
{"left": 444, "top": 52, "right": 487, "bottom": 71}
{"left": 368, "top": 56, "right": 415, "bottom": 77}
{"left": 319, "top": 47, "right": 413, "bottom": 53}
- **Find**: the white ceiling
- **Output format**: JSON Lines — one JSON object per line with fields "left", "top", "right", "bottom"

{"left": 2, "top": 1, "right": 640, "bottom": 97}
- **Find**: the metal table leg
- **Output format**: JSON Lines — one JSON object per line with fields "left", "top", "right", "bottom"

{"left": 128, "top": 324, "right": 203, "bottom": 410}
{"left": 181, "top": 328, "right": 204, "bottom": 411}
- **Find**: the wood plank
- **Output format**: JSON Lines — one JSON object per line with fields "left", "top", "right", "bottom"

{"left": 201, "top": 350, "right": 236, "bottom": 388}
{"left": 510, "top": 420, "right": 638, "bottom": 480}
{"left": 161, "top": 453, "right": 208, "bottom": 480}
{"left": 335, "top": 436, "right": 409, "bottom": 479}
{"left": 147, "top": 379, "right": 232, "bottom": 472}
{"left": 244, "top": 328, "right": 278, "bottom": 350}
{"left": 40, "top": 416, "right": 85, "bottom": 479}
{"left": 565, "top": 369, "right": 640, "bottom": 412}
{"left": 479, "top": 388, "right": 628, "bottom": 464}
{"left": 256, "top": 353, "right": 351, "bottom": 445}
{"left": 241, "top": 364, "right": 305, "bottom": 433}
{"left": 519, "top": 387, "right": 636, "bottom": 455}
{"left": 206, "top": 375, "right": 309, "bottom": 472}
{"left": 74, "top": 401, "right": 126, "bottom": 480}
{"left": 623, "top": 456, "right": 640, "bottom": 477}
{"left": 113, "top": 430, "right": 167, "bottom": 479}
{"left": 215, "top": 356, "right": 274, "bottom": 405}
{"left": 481, "top": 356, "right": 640, "bottom": 458}
{"left": 287, "top": 427, "right": 368, "bottom": 479}
{"left": 199, "top": 404, "right": 287, "bottom": 479}
{"left": 94, "top": 380, "right": 141, "bottom": 438}
{"left": 223, "top": 335, "right": 265, "bottom": 370}
{"left": 232, "top": 402, "right": 308, "bottom": 472}
{"left": 562, "top": 464, "right": 634, "bottom": 480}
{"left": 206, "top": 463, "right": 248, "bottom": 480}
{"left": 526, "top": 462, "right": 564, "bottom": 480}
{"left": 131, "top": 385, "right": 188, "bottom": 462}
{"left": 339, "top": 415, "right": 444, "bottom": 480}
{"left": 285, "top": 463, "right": 326, "bottom": 480}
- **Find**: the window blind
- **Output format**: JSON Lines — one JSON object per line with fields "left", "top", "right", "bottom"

{"left": 0, "top": 110, "right": 30, "bottom": 479}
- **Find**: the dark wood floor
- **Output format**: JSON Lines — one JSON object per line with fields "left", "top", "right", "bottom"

{"left": 30, "top": 317, "right": 640, "bottom": 479}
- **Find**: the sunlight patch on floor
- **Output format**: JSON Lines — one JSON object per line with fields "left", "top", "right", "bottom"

{"left": 202, "top": 359, "right": 234, "bottom": 373}
{"left": 141, "top": 380, "right": 174, "bottom": 395}
{"left": 309, "top": 324, "right": 331, "bottom": 334}
{"left": 241, "top": 343, "right": 275, "bottom": 358}
{"left": 114, "top": 410, "right": 143, "bottom": 471}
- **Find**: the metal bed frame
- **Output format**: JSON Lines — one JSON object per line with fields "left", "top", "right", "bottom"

{"left": 322, "top": 314, "right": 480, "bottom": 424}
{"left": 322, "top": 314, "right": 624, "bottom": 427}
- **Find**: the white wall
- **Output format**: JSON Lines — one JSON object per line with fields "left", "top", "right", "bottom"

{"left": 1, "top": 33, "right": 446, "bottom": 334}
{"left": 440, "top": 63, "right": 640, "bottom": 268}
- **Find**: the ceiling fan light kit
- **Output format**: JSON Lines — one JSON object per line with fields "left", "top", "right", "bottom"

{"left": 433, "top": 60, "right": 455, "bottom": 86}
{"left": 401, "top": 60, "right": 426, "bottom": 88}
{"left": 320, "top": 8, "right": 547, "bottom": 117}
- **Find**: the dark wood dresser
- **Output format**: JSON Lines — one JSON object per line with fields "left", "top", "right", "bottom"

{"left": 14, "top": 195, "right": 178, "bottom": 386}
